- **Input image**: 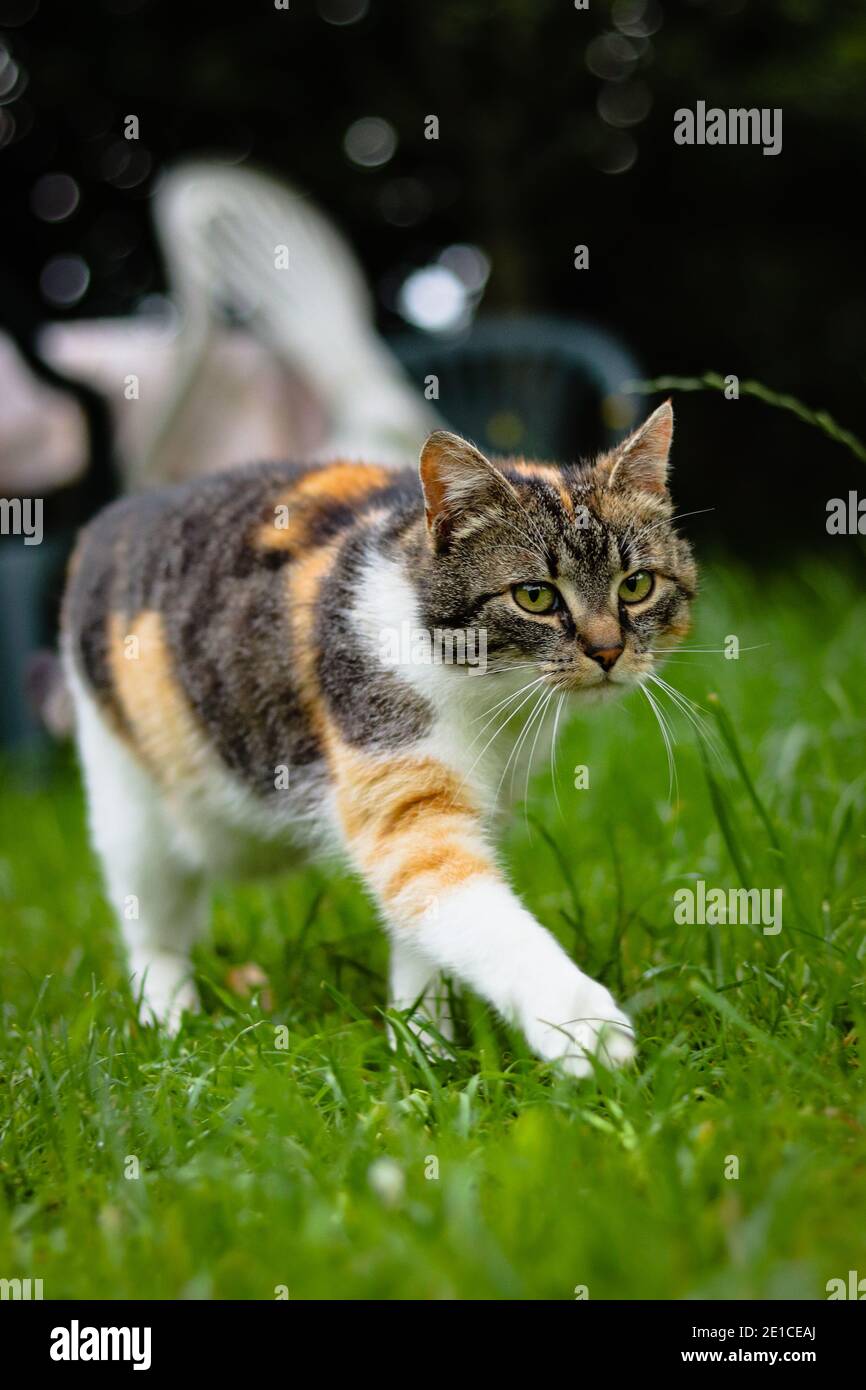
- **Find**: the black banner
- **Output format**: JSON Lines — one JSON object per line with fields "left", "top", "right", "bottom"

{"left": 4, "top": 1299, "right": 863, "bottom": 1374}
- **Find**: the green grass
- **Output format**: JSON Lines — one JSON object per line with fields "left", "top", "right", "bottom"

{"left": 1, "top": 556, "right": 865, "bottom": 1300}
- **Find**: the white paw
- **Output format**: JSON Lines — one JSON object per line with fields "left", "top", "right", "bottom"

{"left": 388, "top": 990, "right": 455, "bottom": 1056}
{"left": 131, "top": 953, "right": 199, "bottom": 1035}
{"left": 521, "top": 975, "right": 636, "bottom": 1078}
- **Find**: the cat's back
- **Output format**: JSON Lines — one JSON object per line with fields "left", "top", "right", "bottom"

{"left": 62, "top": 457, "right": 422, "bottom": 806}
{"left": 66, "top": 458, "right": 402, "bottom": 609}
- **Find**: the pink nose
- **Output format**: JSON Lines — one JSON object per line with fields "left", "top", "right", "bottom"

{"left": 586, "top": 643, "right": 624, "bottom": 672}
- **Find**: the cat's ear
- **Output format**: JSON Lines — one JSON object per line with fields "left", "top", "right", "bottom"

{"left": 419, "top": 430, "right": 519, "bottom": 548}
{"left": 605, "top": 401, "right": 673, "bottom": 496}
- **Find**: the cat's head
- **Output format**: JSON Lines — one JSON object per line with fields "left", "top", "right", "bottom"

{"left": 417, "top": 402, "right": 697, "bottom": 698}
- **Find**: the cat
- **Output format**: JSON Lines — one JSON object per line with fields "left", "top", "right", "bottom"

{"left": 61, "top": 400, "right": 696, "bottom": 1075}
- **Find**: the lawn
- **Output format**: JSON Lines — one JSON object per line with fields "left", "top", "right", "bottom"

{"left": 1, "top": 555, "right": 864, "bottom": 1300}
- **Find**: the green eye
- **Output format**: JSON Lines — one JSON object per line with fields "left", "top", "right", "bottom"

{"left": 513, "top": 582, "right": 559, "bottom": 615}
{"left": 618, "top": 570, "right": 655, "bottom": 604}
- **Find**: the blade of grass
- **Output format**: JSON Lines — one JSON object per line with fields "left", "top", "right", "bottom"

{"left": 699, "top": 740, "right": 753, "bottom": 885}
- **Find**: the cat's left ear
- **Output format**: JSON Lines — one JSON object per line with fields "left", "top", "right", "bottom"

{"left": 605, "top": 400, "right": 673, "bottom": 496}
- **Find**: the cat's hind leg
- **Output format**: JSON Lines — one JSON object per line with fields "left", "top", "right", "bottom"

{"left": 69, "top": 670, "right": 206, "bottom": 1032}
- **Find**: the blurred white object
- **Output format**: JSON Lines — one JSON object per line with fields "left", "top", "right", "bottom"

{"left": 29, "top": 160, "right": 439, "bottom": 491}
{"left": 149, "top": 160, "right": 438, "bottom": 474}
{"left": 39, "top": 318, "right": 325, "bottom": 488}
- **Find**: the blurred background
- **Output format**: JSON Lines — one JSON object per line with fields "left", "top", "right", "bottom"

{"left": 1, "top": 0, "right": 865, "bottom": 747}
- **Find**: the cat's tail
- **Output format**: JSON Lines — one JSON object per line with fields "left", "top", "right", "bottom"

{"left": 147, "top": 160, "right": 439, "bottom": 470}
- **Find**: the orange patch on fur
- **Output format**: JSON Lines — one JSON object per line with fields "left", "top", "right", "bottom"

{"left": 509, "top": 461, "right": 576, "bottom": 516}
{"left": 384, "top": 843, "right": 490, "bottom": 904}
{"left": 256, "top": 489, "right": 297, "bottom": 551}
{"left": 329, "top": 748, "right": 493, "bottom": 909}
{"left": 256, "top": 463, "right": 390, "bottom": 550}
{"left": 294, "top": 462, "right": 389, "bottom": 502}
{"left": 335, "top": 753, "right": 474, "bottom": 843}
{"left": 285, "top": 541, "right": 340, "bottom": 732}
{"left": 108, "top": 611, "right": 205, "bottom": 787}
{"left": 510, "top": 461, "right": 562, "bottom": 483}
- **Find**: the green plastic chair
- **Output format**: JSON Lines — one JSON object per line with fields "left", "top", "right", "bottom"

{"left": 0, "top": 533, "right": 71, "bottom": 752}
{"left": 392, "top": 314, "right": 642, "bottom": 462}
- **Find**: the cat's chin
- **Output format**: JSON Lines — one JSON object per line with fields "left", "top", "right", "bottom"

{"left": 541, "top": 664, "right": 647, "bottom": 701}
{"left": 562, "top": 678, "right": 632, "bottom": 705}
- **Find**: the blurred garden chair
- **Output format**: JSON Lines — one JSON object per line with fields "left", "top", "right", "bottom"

{"left": 393, "top": 313, "right": 641, "bottom": 462}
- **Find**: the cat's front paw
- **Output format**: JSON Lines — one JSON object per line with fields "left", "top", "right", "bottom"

{"left": 131, "top": 952, "right": 200, "bottom": 1036}
{"left": 521, "top": 974, "right": 636, "bottom": 1078}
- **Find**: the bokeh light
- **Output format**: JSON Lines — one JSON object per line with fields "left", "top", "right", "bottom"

{"left": 0, "top": 47, "right": 23, "bottom": 101}
{"left": 594, "top": 129, "right": 638, "bottom": 175}
{"left": 31, "top": 172, "right": 81, "bottom": 222}
{"left": 101, "top": 141, "right": 152, "bottom": 189}
{"left": 585, "top": 32, "right": 641, "bottom": 82}
{"left": 318, "top": 0, "right": 369, "bottom": 24}
{"left": 612, "top": 0, "right": 663, "bottom": 38}
{"left": 135, "top": 293, "right": 180, "bottom": 329}
{"left": 597, "top": 80, "right": 653, "bottom": 128}
{"left": 343, "top": 116, "right": 397, "bottom": 168}
{"left": 39, "top": 254, "right": 91, "bottom": 307}
{"left": 438, "top": 243, "right": 490, "bottom": 295}
{"left": 0, "top": 107, "right": 15, "bottom": 147}
{"left": 398, "top": 265, "right": 468, "bottom": 333}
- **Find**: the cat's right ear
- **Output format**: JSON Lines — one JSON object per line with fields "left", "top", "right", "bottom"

{"left": 419, "top": 430, "right": 519, "bottom": 550}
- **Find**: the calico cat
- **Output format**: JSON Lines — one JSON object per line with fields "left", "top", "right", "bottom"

{"left": 62, "top": 401, "right": 696, "bottom": 1075}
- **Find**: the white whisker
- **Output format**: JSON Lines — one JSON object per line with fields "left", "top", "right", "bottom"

{"left": 455, "top": 676, "right": 549, "bottom": 800}
{"left": 649, "top": 643, "right": 770, "bottom": 655}
{"left": 647, "top": 672, "right": 726, "bottom": 767}
{"left": 523, "top": 686, "right": 557, "bottom": 825}
{"left": 549, "top": 691, "right": 566, "bottom": 819}
{"left": 639, "top": 681, "right": 678, "bottom": 803}
{"left": 498, "top": 686, "right": 548, "bottom": 806}
{"left": 471, "top": 674, "right": 547, "bottom": 731}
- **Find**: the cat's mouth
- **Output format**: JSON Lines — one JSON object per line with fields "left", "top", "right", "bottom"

{"left": 540, "top": 661, "right": 648, "bottom": 696}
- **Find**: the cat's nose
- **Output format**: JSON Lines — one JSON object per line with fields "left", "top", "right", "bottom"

{"left": 586, "top": 643, "right": 624, "bottom": 672}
